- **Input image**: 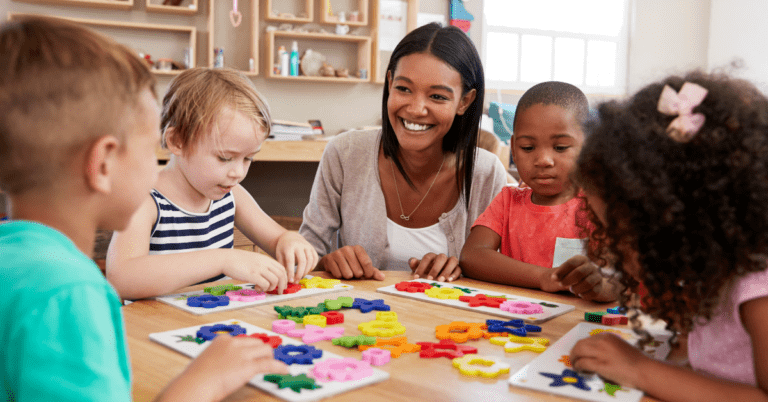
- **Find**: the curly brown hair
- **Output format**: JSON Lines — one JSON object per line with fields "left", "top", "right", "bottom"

{"left": 575, "top": 71, "right": 768, "bottom": 335}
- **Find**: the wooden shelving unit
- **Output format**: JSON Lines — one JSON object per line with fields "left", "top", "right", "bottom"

{"left": 208, "top": 0, "right": 259, "bottom": 75}
{"left": 372, "top": 0, "right": 418, "bottom": 84}
{"left": 265, "top": 30, "right": 371, "bottom": 83}
{"left": 8, "top": 13, "right": 196, "bottom": 76}
{"left": 10, "top": 0, "right": 133, "bottom": 10}
{"left": 263, "top": 0, "right": 313, "bottom": 23}
{"left": 321, "top": 0, "right": 368, "bottom": 27}
{"left": 145, "top": 0, "right": 198, "bottom": 15}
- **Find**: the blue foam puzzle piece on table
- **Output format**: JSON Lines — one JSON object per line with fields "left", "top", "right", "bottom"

{"left": 607, "top": 306, "right": 627, "bottom": 314}
{"left": 187, "top": 295, "right": 230, "bottom": 309}
{"left": 274, "top": 345, "right": 323, "bottom": 365}
{"left": 351, "top": 298, "right": 390, "bottom": 313}
{"left": 196, "top": 324, "right": 246, "bottom": 341}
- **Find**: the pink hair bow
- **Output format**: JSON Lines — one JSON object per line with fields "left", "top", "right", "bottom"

{"left": 656, "top": 82, "right": 708, "bottom": 143}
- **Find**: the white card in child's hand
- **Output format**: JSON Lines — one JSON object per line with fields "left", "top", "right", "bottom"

{"left": 552, "top": 237, "right": 587, "bottom": 268}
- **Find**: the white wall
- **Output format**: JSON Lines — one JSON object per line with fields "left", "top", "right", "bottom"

{"left": 708, "top": 0, "right": 768, "bottom": 93}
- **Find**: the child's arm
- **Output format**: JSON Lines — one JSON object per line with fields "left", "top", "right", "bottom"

{"left": 107, "top": 196, "right": 287, "bottom": 299}
{"left": 155, "top": 335, "right": 289, "bottom": 402}
{"left": 551, "top": 255, "right": 620, "bottom": 302}
{"left": 460, "top": 225, "right": 568, "bottom": 292}
{"left": 570, "top": 296, "right": 768, "bottom": 402}
{"left": 231, "top": 185, "right": 318, "bottom": 283}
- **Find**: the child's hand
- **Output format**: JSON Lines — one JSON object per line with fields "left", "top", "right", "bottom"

{"left": 408, "top": 253, "right": 461, "bottom": 282}
{"left": 539, "top": 268, "right": 569, "bottom": 293}
{"left": 570, "top": 333, "right": 648, "bottom": 388}
{"left": 275, "top": 231, "right": 320, "bottom": 283}
{"left": 552, "top": 255, "right": 619, "bottom": 302}
{"left": 223, "top": 250, "right": 288, "bottom": 294}
{"left": 158, "top": 335, "right": 289, "bottom": 402}
{"left": 319, "top": 245, "right": 386, "bottom": 280}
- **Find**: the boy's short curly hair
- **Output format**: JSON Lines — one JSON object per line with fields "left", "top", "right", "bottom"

{"left": 160, "top": 68, "right": 271, "bottom": 153}
{"left": 0, "top": 16, "right": 156, "bottom": 195}
{"left": 513, "top": 81, "right": 590, "bottom": 131}
{"left": 575, "top": 71, "right": 768, "bottom": 334}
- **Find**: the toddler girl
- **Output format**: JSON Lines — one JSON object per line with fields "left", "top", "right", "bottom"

{"left": 570, "top": 71, "right": 768, "bottom": 400}
{"left": 107, "top": 68, "right": 318, "bottom": 299}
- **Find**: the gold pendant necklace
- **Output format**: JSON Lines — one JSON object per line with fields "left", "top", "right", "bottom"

{"left": 390, "top": 155, "right": 445, "bottom": 221}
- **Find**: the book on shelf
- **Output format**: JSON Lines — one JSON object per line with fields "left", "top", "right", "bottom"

{"left": 269, "top": 119, "right": 316, "bottom": 141}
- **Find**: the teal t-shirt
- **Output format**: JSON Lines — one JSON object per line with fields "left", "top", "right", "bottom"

{"left": 0, "top": 221, "right": 131, "bottom": 401}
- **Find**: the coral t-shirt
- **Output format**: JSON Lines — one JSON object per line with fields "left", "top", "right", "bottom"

{"left": 687, "top": 268, "right": 768, "bottom": 385}
{"left": 472, "top": 187, "right": 591, "bottom": 268}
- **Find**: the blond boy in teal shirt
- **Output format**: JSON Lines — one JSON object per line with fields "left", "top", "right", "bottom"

{"left": 0, "top": 16, "right": 287, "bottom": 402}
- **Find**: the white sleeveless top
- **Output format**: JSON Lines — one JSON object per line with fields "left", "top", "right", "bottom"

{"left": 384, "top": 218, "right": 449, "bottom": 271}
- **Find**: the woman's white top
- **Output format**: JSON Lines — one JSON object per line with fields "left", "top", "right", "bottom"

{"left": 384, "top": 218, "right": 449, "bottom": 271}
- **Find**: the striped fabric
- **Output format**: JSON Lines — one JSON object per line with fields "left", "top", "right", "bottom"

{"left": 149, "top": 189, "right": 235, "bottom": 255}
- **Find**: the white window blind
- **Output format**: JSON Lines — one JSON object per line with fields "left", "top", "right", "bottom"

{"left": 482, "top": 0, "right": 629, "bottom": 94}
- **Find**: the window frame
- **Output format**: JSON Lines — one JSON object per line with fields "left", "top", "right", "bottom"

{"left": 480, "top": 0, "right": 630, "bottom": 95}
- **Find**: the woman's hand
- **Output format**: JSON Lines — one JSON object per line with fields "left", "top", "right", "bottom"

{"left": 275, "top": 231, "right": 319, "bottom": 283}
{"left": 552, "top": 255, "right": 619, "bottom": 302}
{"left": 319, "top": 245, "right": 386, "bottom": 280}
{"left": 409, "top": 253, "right": 461, "bottom": 282}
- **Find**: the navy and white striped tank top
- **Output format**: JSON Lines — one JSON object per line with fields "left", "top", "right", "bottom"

{"left": 149, "top": 189, "right": 236, "bottom": 253}
{"left": 149, "top": 189, "right": 235, "bottom": 283}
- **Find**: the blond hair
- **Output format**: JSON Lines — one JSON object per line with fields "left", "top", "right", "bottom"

{"left": 160, "top": 68, "right": 271, "bottom": 152}
{"left": 0, "top": 15, "right": 156, "bottom": 195}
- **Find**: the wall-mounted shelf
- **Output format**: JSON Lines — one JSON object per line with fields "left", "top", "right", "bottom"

{"left": 321, "top": 0, "right": 368, "bottom": 26}
{"left": 265, "top": 30, "right": 371, "bottom": 83}
{"left": 209, "top": 0, "right": 259, "bottom": 74}
{"left": 264, "top": 0, "right": 313, "bottom": 23}
{"left": 10, "top": 0, "right": 133, "bottom": 10}
{"left": 8, "top": 13, "right": 196, "bottom": 76}
{"left": 372, "top": 0, "right": 418, "bottom": 84}
{"left": 145, "top": 0, "right": 198, "bottom": 15}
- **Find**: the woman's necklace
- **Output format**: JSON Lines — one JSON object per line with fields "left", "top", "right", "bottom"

{"left": 390, "top": 155, "right": 445, "bottom": 221}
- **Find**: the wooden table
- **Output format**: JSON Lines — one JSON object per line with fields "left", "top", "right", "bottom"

{"left": 124, "top": 272, "right": 674, "bottom": 402}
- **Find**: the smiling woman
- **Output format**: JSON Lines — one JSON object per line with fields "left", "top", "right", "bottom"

{"left": 300, "top": 23, "right": 507, "bottom": 283}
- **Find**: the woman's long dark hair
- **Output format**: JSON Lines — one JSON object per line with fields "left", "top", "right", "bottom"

{"left": 381, "top": 23, "right": 485, "bottom": 208}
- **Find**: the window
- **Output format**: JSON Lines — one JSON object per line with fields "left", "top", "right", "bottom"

{"left": 482, "top": 0, "right": 629, "bottom": 94}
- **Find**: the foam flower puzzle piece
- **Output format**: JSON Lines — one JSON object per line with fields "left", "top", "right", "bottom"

{"left": 375, "top": 311, "right": 398, "bottom": 322}
{"left": 196, "top": 323, "right": 246, "bottom": 341}
{"left": 303, "top": 314, "right": 327, "bottom": 327}
{"left": 417, "top": 339, "right": 478, "bottom": 359}
{"left": 489, "top": 335, "right": 549, "bottom": 353}
{"left": 607, "top": 306, "right": 627, "bottom": 314}
{"left": 332, "top": 335, "right": 376, "bottom": 348}
{"left": 272, "top": 319, "right": 296, "bottom": 334}
{"left": 351, "top": 298, "right": 391, "bottom": 313}
{"left": 225, "top": 288, "right": 266, "bottom": 302}
{"left": 539, "top": 369, "right": 591, "bottom": 391}
{"left": 358, "top": 336, "right": 421, "bottom": 358}
{"left": 362, "top": 348, "right": 391, "bottom": 366}
{"left": 267, "top": 282, "right": 301, "bottom": 295}
{"left": 321, "top": 311, "right": 344, "bottom": 325}
{"left": 601, "top": 381, "right": 625, "bottom": 396}
{"left": 274, "top": 305, "right": 327, "bottom": 319}
{"left": 263, "top": 373, "right": 321, "bottom": 393}
{"left": 236, "top": 333, "right": 282, "bottom": 348}
{"left": 204, "top": 283, "right": 242, "bottom": 295}
{"left": 273, "top": 344, "right": 323, "bottom": 365}
{"left": 458, "top": 294, "right": 506, "bottom": 308}
{"left": 358, "top": 319, "right": 406, "bottom": 337}
{"left": 175, "top": 335, "right": 205, "bottom": 344}
{"left": 452, "top": 355, "right": 510, "bottom": 378}
{"left": 424, "top": 287, "right": 464, "bottom": 300}
{"left": 500, "top": 300, "right": 544, "bottom": 315}
{"left": 394, "top": 281, "right": 433, "bottom": 293}
{"left": 435, "top": 321, "right": 484, "bottom": 343}
{"left": 186, "top": 295, "right": 229, "bottom": 308}
{"left": 311, "top": 358, "right": 374, "bottom": 382}
{"left": 558, "top": 355, "right": 573, "bottom": 367}
{"left": 300, "top": 276, "right": 341, "bottom": 289}
{"left": 323, "top": 296, "right": 354, "bottom": 310}
{"left": 601, "top": 314, "right": 628, "bottom": 326}
{"left": 589, "top": 328, "right": 632, "bottom": 340}
{"left": 485, "top": 319, "right": 542, "bottom": 337}
{"left": 287, "top": 324, "right": 345, "bottom": 343}
{"left": 585, "top": 311, "right": 608, "bottom": 323}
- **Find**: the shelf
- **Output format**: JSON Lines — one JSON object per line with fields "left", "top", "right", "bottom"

{"left": 269, "top": 30, "right": 372, "bottom": 42}
{"left": 11, "top": 0, "right": 133, "bottom": 10}
{"left": 8, "top": 13, "right": 197, "bottom": 72}
{"left": 264, "top": 0, "right": 313, "bottom": 23}
{"left": 145, "top": 0, "right": 198, "bottom": 15}
{"left": 156, "top": 140, "right": 328, "bottom": 162}
{"left": 209, "top": 0, "right": 259, "bottom": 74}
{"left": 372, "top": 0, "right": 419, "bottom": 84}
{"left": 268, "top": 75, "right": 369, "bottom": 83}
{"left": 322, "top": 0, "right": 368, "bottom": 26}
